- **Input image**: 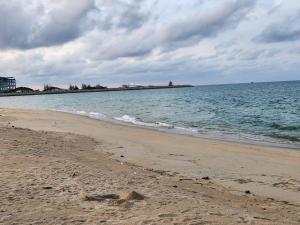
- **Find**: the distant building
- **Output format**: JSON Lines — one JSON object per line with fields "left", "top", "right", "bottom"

{"left": 0, "top": 77, "right": 16, "bottom": 92}
{"left": 122, "top": 84, "right": 144, "bottom": 88}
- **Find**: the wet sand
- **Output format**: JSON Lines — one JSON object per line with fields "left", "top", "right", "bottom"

{"left": 0, "top": 108, "right": 299, "bottom": 224}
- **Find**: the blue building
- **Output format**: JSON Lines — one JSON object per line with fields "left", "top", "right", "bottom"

{"left": 0, "top": 77, "right": 16, "bottom": 92}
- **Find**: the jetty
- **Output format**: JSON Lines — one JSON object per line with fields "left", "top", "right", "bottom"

{"left": 0, "top": 85, "right": 193, "bottom": 97}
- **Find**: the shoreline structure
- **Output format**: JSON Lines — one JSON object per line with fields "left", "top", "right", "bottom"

{"left": 0, "top": 84, "right": 192, "bottom": 97}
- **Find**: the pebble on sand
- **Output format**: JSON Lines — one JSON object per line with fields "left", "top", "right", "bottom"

{"left": 125, "top": 191, "right": 144, "bottom": 200}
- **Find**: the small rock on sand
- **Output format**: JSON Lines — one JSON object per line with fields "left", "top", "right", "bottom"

{"left": 125, "top": 191, "right": 144, "bottom": 200}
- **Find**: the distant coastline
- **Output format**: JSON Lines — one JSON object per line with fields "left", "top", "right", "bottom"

{"left": 0, "top": 84, "right": 193, "bottom": 97}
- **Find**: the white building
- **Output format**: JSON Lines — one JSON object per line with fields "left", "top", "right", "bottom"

{"left": 122, "top": 83, "right": 144, "bottom": 88}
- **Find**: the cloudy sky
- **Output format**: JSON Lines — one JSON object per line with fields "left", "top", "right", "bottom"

{"left": 0, "top": 0, "right": 299, "bottom": 88}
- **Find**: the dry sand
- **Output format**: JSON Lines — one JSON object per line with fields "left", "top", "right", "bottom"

{"left": 0, "top": 108, "right": 299, "bottom": 224}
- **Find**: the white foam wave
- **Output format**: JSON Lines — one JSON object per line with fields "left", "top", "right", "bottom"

{"left": 88, "top": 111, "right": 106, "bottom": 119}
{"left": 114, "top": 115, "right": 175, "bottom": 129}
{"left": 53, "top": 109, "right": 106, "bottom": 120}
{"left": 155, "top": 122, "right": 174, "bottom": 128}
{"left": 174, "top": 126, "right": 198, "bottom": 133}
{"left": 76, "top": 110, "right": 87, "bottom": 115}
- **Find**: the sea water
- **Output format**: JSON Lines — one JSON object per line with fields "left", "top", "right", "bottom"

{"left": 0, "top": 81, "right": 299, "bottom": 148}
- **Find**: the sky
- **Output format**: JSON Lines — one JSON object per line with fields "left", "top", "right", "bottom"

{"left": 0, "top": 0, "right": 300, "bottom": 88}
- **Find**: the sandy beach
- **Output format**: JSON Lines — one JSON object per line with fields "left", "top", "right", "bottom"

{"left": 0, "top": 108, "right": 299, "bottom": 224}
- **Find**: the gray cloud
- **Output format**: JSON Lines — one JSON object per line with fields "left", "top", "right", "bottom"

{"left": 89, "top": 0, "right": 150, "bottom": 31}
{"left": 109, "top": 0, "right": 149, "bottom": 30}
{"left": 0, "top": 0, "right": 96, "bottom": 49}
{"left": 32, "top": 0, "right": 97, "bottom": 47}
{"left": 0, "top": 0, "right": 255, "bottom": 53}
{"left": 0, "top": 0, "right": 151, "bottom": 50}
{"left": 255, "top": 12, "right": 300, "bottom": 43}
{"left": 84, "top": 0, "right": 257, "bottom": 61}
{"left": 160, "top": 0, "right": 256, "bottom": 44}
{"left": 86, "top": 24, "right": 156, "bottom": 60}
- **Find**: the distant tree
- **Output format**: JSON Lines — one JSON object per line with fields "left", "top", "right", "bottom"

{"left": 95, "top": 84, "right": 107, "bottom": 89}
{"left": 69, "top": 84, "right": 79, "bottom": 90}
{"left": 43, "top": 84, "right": 61, "bottom": 92}
{"left": 43, "top": 84, "right": 51, "bottom": 91}
{"left": 81, "top": 83, "right": 107, "bottom": 90}
{"left": 81, "top": 84, "right": 87, "bottom": 89}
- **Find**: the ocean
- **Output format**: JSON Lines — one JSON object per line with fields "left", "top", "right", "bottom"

{"left": 0, "top": 81, "right": 299, "bottom": 148}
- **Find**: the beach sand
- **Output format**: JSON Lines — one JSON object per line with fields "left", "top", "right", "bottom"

{"left": 0, "top": 108, "right": 299, "bottom": 224}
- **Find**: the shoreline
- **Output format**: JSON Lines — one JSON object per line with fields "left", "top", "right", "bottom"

{"left": 1, "top": 108, "right": 300, "bottom": 203}
{"left": 3, "top": 105, "right": 300, "bottom": 150}
{"left": 54, "top": 108, "right": 300, "bottom": 150}
{"left": 1, "top": 108, "right": 300, "bottom": 224}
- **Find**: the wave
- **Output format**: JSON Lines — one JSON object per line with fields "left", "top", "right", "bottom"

{"left": 76, "top": 110, "right": 107, "bottom": 119}
{"left": 174, "top": 126, "right": 198, "bottom": 133}
{"left": 114, "top": 115, "right": 175, "bottom": 129}
{"left": 114, "top": 115, "right": 300, "bottom": 144}
{"left": 54, "top": 110, "right": 300, "bottom": 147}
{"left": 269, "top": 123, "right": 300, "bottom": 131}
{"left": 54, "top": 109, "right": 106, "bottom": 120}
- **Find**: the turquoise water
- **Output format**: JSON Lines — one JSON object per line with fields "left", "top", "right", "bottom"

{"left": 0, "top": 81, "right": 299, "bottom": 148}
